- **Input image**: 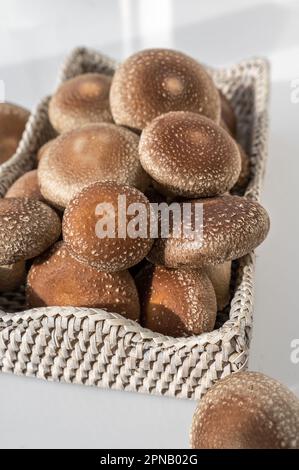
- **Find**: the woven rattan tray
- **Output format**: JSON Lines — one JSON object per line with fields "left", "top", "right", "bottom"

{"left": 0, "top": 48, "right": 269, "bottom": 400}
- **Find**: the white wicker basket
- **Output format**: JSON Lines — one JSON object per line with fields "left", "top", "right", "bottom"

{"left": 0, "top": 48, "right": 269, "bottom": 400}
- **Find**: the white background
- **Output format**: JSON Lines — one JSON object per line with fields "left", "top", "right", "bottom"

{"left": 0, "top": 0, "right": 299, "bottom": 449}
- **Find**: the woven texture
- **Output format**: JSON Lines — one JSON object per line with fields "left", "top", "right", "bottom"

{"left": 0, "top": 48, "right": 269, "bottom": 399}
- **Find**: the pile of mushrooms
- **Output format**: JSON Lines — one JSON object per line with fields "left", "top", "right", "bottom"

{"left": 1, "top": 48, "right": 269, "bottom": 337}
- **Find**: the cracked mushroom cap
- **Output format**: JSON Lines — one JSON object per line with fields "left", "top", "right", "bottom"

{"left": 63, "top": 181, "right": 153, "bottom": 272}
{"left": 38, "top": 123, "right": 149, "bottom": 209}
{"left": 0, "top": 198, "right": 61, "bottom": 265}
{"left": 27, "top": 242, "right": 140, "bottom": 321}
{"left": 147, "top": 195, "right": 270, "bottom": 268}
{"left": 49, "top": 73, "right": 113, "bottom": 133}
{"left": 0, "top": 102, "right": 30, "bottom": 164}
{"left": 136, "top": 264, "right": 217, "bottom": 337}
{"left": 110, "top": 48, "right": 221, "bottom": 131}
{"left": 139, "top": 111, "right": 241, "bottom": 198}
{"left": 5, "top": 170, "right": 44, "bottom": 201}
{"left": 190, "top": 371, "right": 299, "bottom": 449}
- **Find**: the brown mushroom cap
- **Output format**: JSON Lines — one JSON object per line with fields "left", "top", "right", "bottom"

{"left": 0, "top": 102, "right": 29, "bottom": 164}
{"left": 110, "top": 48, "right": 221, "bottom": 131}
{"left": 37, "top": 138, "right": 56, "bottom": 164}
{"left": 27, "top": 242, "right": 140, "bottom": 321}
{"left": 5, "top": 170, "right": 44, "bottom": 201}
{"left": 0, "top": 198, "right": 61, "bottom": 265}
{"left": 48, "top": 73, "right": 113, "bottom": 134}
{"left": 231, "top": 144, "right": 250, "bottom": 193}
{"left": 63, "top": 181, "right": 153, "bottom": 272}
{"left": 219, "top": 90, "right": 237, "bottom": 137}
{"left": 38, "top": 123, "right": 149, "bottom": 209}
{"left": 136, "top": 264, "right": 217, "bottom": 337}
{"left": 190, "top": 371, "right": 299, "bottom": 449}
{"left": 0, "top": 260, "right": 26, "bottom": 293}
{"left": 148, "top": 195, "right": 270, "bottom": 268}
{"left": 220, "top": 118, "right": 231, "bottom": 135}
{"left": 139, "top": 112, "right": 241, "bottom": 197}
{"left": 205, "top": 261, "right": 231, "bottom": 311}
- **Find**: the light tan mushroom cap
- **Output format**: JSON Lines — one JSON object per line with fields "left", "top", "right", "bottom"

{"left": 190, "top": 371, "right": 299, "bottom": 449}
{"left": 27, "top": 242, "right": 140, "bottom": 321}
{"left": 49, "top": 73, "right": 113, "bottom": 133}
{"left": 0, "top": 102, "right": 29, "bottom": 164}
{"left": 63, "top": 181, "right": 153, "bottom": 272}
{"left": 148, "top": 195, "right": 270, "bottom": 268}
{"left": 38, "top": 123, "right": 149, "bottom": 209}
{"left": 5, "top": 170, "right": 44, "bottom": 201}
{"left": 110, "top": 48, "right": 221, "bottom": 130}
{"left": 0, "top": 198, "right": 61, "bottom": 265}
{"left": 139, "top": 111, "right": 241, "bottom": 197}
{"left": 0, "top": 260, "right": 26, "bottom": 293}
{"left": 136, "top": 264, "right": 216, "bottom": 337}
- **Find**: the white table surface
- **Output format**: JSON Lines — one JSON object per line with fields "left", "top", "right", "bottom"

{"left": 0, "top": 0, "right": 299, "bottom": 449}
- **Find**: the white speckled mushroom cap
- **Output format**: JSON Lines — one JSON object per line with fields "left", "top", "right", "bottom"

{"left": 0, "top": 198, "right": 61, "bottom": 265}
{"left": 139, "top": 111, "right": 241, "bottom": 198}
{"left": 63, "top": 181, "right": 154, "bottom": 272}
{"left": 110, "top": 48, "right": 221, "bottom": 130}
{"left": 148, "top": 195, "right": 270, "bottom": 268}
{"left": 190, "top": 371, "right": 299, "bottom": 449}
{"left": 38, "top": 123, "right": 149, "bottom": 209}
{"left": 49, "top": 73, "right": 113, "bottom": 134}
